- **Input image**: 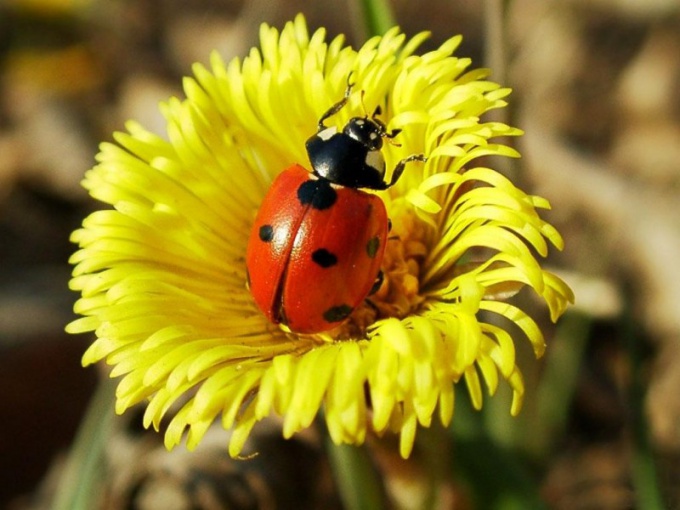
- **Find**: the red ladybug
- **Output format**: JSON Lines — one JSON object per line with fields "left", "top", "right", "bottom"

{"left": 246, "top": 79, "right": 426, "bottom": 334}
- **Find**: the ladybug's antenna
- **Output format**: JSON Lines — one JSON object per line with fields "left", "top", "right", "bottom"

{"left": 317, "top": 72, "right": 355, "bottom": 131}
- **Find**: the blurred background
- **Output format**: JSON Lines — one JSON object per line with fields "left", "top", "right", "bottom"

{"left": 1, "top": 0, "right": 679, "bottom": 508}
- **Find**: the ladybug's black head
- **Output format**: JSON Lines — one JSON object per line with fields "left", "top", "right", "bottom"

{"left": 306, "top": 109, "right": 404, "bottom": 190}
{"left": 305, "top": 77, "right": 417, "bottom": 190}
{"left": 305, "top": 118, "right": 388, "bottom": 190}
{"left": 343, "top": 117, "right": 385, "bottom": 151}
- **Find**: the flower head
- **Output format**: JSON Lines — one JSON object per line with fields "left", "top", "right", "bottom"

{"left": 68, "top": 14, "right": 573, "bottom": 458}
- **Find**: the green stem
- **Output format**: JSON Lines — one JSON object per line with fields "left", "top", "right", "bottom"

{"left": 52, "top": 378, "right": 118, "bottom": 510}
{"left": 528, "top": 312, "right": 591, "bottom": 461}
{"left": 452, "top": 388, "right": 547, "bottom": 510}
{"left": 326, "top": 439, "right": 387, "bottom": 510}
{"left": 357, "top": 0, "right": 396, "bottom": 37}
{"left": 624, "top": 306, "right": 665, "bottom": 509}
{"left": 482, "top": 0, "right": 517, "bottom": 179}
{"left": 483, "top": 0, "right": 507, "bottom": 88}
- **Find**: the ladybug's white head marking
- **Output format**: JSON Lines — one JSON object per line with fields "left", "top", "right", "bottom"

{"left": 317, "top": 126, "right": 337, "bottom": 141}
{"left": 365, "top": 150, "right": 386, "bottom": 176}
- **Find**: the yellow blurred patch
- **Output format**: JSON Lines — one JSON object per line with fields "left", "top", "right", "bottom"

{"left": 5, "top": 45, "right": 105, "bottom": 96}
{"left": 6, "top": 0, "right": 92, "bottom": 16}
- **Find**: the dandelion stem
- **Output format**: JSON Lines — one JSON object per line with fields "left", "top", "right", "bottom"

{"left": 356, "top": 0, "right": 396, "bottom": 37}
{"left": 452, "top": 388, "right": 547, "bottom": 509}
{"left": 529, "top": 312, "right": 591, "bottom": 460}
{"left": 326, "top": 439, "right": 387, "bottom": 510}
{"left": 52, "top": 378, "right": 117, "bottom": 510}
{"left": 483, "top": 0, "right": 507, "bottom": 87}
{"left": 624, "top": 303, "right": 665, "bottom": 509}
{"left": 483, "top": 0, "right": 516, "bottom": 178}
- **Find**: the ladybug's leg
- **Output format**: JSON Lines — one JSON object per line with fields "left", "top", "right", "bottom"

{"left": 386, "top": 154, "right": 428, "bottom": 188}
{"left": 369, "top": 270, "right": 384, "bottom": 296}
{"left": 317, "top": 73, "right": 355, "bottom": 131}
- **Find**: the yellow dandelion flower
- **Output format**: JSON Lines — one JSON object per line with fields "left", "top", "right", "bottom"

{"left": 68, "top": 14, "right": 574, "bottom": 459}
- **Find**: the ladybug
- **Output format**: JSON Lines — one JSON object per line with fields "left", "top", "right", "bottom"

{"left": 246, "top": 78, "right": 426, "bottom": 334}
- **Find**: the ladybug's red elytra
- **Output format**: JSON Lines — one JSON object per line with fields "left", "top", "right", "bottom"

{"left": 246, "top": 77, "right": 426, "bottom": 334}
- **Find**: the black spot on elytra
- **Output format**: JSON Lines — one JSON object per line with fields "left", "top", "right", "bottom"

{"left": 297, "top": 179, "right": 337, "bottom": 210}
{"left": 323, "top": 304, "right": 353, "bottom": 323}
{"left": 366, "top": 236, "right": 380, "bottom": 258}
{"left": 259, "top": 224, "right": 274, "bottom": 242}
{"left": 312, "top": 248, "right": 338, "bottom": 268}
